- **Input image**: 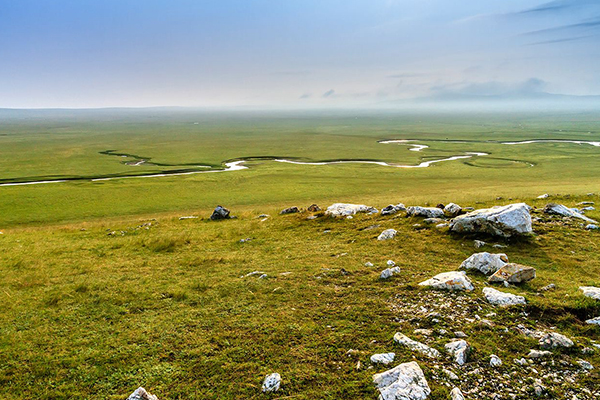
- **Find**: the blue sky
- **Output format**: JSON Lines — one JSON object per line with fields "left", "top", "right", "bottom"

{"left": 1, "top": 0, "right": 599, "bottom": 108}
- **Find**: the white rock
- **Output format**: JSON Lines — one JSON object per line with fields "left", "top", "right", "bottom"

{"left": 127, "top": 387, "right": 159, "bottom": 400}
{"left": 262, "top": 373, "right": 281, "bottom": 392}
{"left": 537, "top": 193, "right": 549, "bottom": 199}
{"left": 586, "top": 224, "right": 599, "bottom": 230}
{"left": 372, "top": 361, "right": 431, "bottom": 400}
{"left": 543, "top": 203, "right": 598, "bottom": 223}
{"left": 365, "top": 262, "right": 374, "bottom": 267}
{"left": 490, "top": 354, "right": 502, "bottom": 367}
{"left": 473, "top": 240, "right": 486, "bottom": 248}
{"left": 527, "top": 349, "right": 552, "bottom": 358}
{"left": 326, "top": 203, "right": 378, "bottom": 217}
{"left": 539, "top": 332, "right": 574, "bottom": 349}
{"left": 450, "top": 203, "right": 533, "bottom": 238}
{"left": 381, "top": 204, "right": 406, "bottom": 216}
{"left": 488, "top": 263, "right": 536, "bottom": 284}
{"left": 460, "top": 252, "right": 508, "bottom": 275}
{"left": 445, "top": 340, "right": 470, "bottom": 365}
{"left": 483, "top": 287, "right": 526, "bottom": 306}
{"left": 378, "top": 229, "right": 398, "bottom": 241}
{"left": 580, "top": 286, "right": 600, "bottom": 300}
{"left": 406, "top": 206, "right": 445, "bottom": 219}
{"left": 450, "top": 387, "right": 465, "bottom": 400}
{"left": 444, "top": 369, "right": 459, "bottom": 380}
{"left": 586, "top": 316, "right": 600, "bottom": 325}
{"left": 393, "top": 332, "right": 441, "bottom": 358}
{"left": 577, "top": 360, "right": 594, "bottom": 370}
{"left": 444, "top": 203, "right": 462, "bottom": 217}
{"left": 419, "top": 271, "right": 474, "bottom": 291}
{"left": 371, "top": 353, "right": 396, "bottom": 365}
{"left": 582, "top": 206, "right": 595, "bottom": 212}
{"left": 387, "top": 260, "right": 396, "bottom": 267}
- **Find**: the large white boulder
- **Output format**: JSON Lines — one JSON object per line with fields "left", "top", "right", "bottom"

{"left": 393, "top": 333, "right": 441, "bottom": 358}
{"left": 419, "top": 271, "right": 474, "bottom": 291}
{"left": 445, "top": 340, "right": 470, "bottom": 365}
{"left": 544, "top": 203, "right": 597, "bottom": 223}
{"left": 460, "top": 252, "right": 508, "bottom": 275}
{"left": 406, "top": 206, "right": 445, "bottom": 219}
{"left": 326, "top": 203, "right": 378, "bottom": 217}
{"left": 372, "top": 361, "right": 431, "bottom": 400}
{"left": 127, "top": 387, "right": 159, "bottom": 400}
{"left": 580, "top": 286, "right": 600, "bottom": 300}
{"left": 450, "top": 203, "right": 532, "bottom": 237}
{"left": 483, "top": 287, "right": 526, "bottom": 306}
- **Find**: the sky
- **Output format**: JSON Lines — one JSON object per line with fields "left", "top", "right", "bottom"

{"left": 1, "top": 0, "right": 599, "bottom": 108}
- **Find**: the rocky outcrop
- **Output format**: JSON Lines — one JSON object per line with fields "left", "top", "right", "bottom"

{"left": 483, "top": 287, "right": 526, "bottom": 306}
{"left": 419, "top": 271, "right": 474, "bottom": 291}
{"left": 450, "top": 203, "right": 532, "bottom": 237}
{"left": 580, "top": 286, "right": 600, "bottom": 300}
{"left": 371, "top": 353, "right": 396, "bottom": 365}
{"left": 543, "top": 203, "right": 597, "bottom": 223}
{"left": 262, "top": 373, "right": 281, "bottom": 392}
{"left": 372, "top": 361, "right": 431, "bottom": 400}
{"left": 127, "top": 387, "right": 159, "bottom": 400}
{"left": 488, "top": 263, "right": 535, "bottom": 284}
{"left": 280, "top": 206, "right": 299, "bottom": 215}
{"left": 326, "top": 203, "right": 378, "bottom": 217}
{"left": 406, "top": 206, "right": 445, "bottom": 219}
{"left": 393, "top": 333, "right": 441, "bottom": 358}
{"left": 210, "top": 205, "right": 231, "bottom": 220}
{"left": 378, "top": 229, "right": 397, "bottom": 241}
{"left": 445, "top": 340, "right": 470, "bottom": 365}
{"left": 444, "top": 203, "right": 462, "bottom": 218}
{"left": 460, "top": 252, "right": 508, "bottom": 275}
{"left": 381, "top": 204, "right": 406, "bottom": 216}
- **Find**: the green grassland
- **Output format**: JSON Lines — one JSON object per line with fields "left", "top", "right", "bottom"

{"left": 0, "top": 196, "right": 599, "bottom": 399}
{"left": 1, "top": 109, "right": 600, "bottom": 399}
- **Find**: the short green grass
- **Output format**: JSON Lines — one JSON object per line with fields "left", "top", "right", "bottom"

{"left": 1, "top": 195, "right": 599, "bottom": 399}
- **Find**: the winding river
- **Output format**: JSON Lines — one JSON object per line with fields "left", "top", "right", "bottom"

{"left": 1, "top": 139, "right": 598, "bottom": 187}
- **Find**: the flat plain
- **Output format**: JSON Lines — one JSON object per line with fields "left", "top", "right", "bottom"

{"left": 0, "top": 109, "right": 599, "bottom": 399}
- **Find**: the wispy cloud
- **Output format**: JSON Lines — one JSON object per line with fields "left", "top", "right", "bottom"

{"left": 525, "top": 35, "right": 594, "bottom": 45}
{"left": 322, "top": 89, "right": 335, "bottom": 98}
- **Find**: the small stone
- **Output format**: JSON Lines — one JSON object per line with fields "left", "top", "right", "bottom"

{"left": 210, "top": 205, "right": 231, "bottom": 220}
{"left": 370, "top": 352, "right": 395, "bottom": 365}
{"left": 450, "top": 387, "right": 465, "bottom": 400}
{"left": 490, "top": 354, "right": 502, "bottom": 367}
{"left": 387, "top": 260, "right": 396, "bottom": 267}
{"left": 381, "top": 203, "right": 406, "bottom": 216}
{"left": 419, "top": 271, "right": 474, "bottom": 291}
{"left": 406, "top": 206, "right": 445, "bottom": 218}
{"left": 577, "top": 360, "right": 594, "bottom": 370}
{"left": 378, "top": 229, "right": 397, "bottom": 241}
{"left": 307, "top": 204, "right": 321, "bottom": 212}
{"left": 454, "top": 331, "right": 468, "bottom": 338}
{"left": 483, "top": 287, "right": 526, "bottom": 306}
{"left": 445, "top": 340, "right": 470, "bottom": 365}
{"left": 537, "top": 194, "right": 549, "bottom": 199}
{"left": 514, "top": 357, "right": 527, "bottom": 366}
{"left": 444, "top": 369, "right": 459, "bottom": 380}
{"left": 460, "top": 252, "right": 508, "bottom": 275}
{"left": 280, "top": 206, "right": 299, "bottom": 215}
{"left": 540, "top": 283, "right": 555, "bottom": 291}
{"left": 262, "top": 373, "right": 281, "bottom": 393}
{"left": 586, "top": 316, "right": 600, "bottom": 325}
{"left": 365, "top": 262, "right": 374, "bottom": 267}
{"left": 394, "top": 332, "right": 441, "bottom": 358}
{"left": 580, "top": 286, "right": 600, "bottom": 300}
{"left": 528, "top": 349, "right": 552, "bottom": 359}
{"left": 380, "top": 267, "right": 400, "bottom": 279}
{"left": 326, "top": 203, "right": 378, "bottom": 217}
{"left": 533, "top": 379, "right": 545, "bottom": 396}
{"left": 474, "top": 240, "right": 486, "bottom": 248}
{"left": 127, "top": 387, "right": 159, "bottom": 400}
{"left": 444, "top": 203, "right": 462, "bottom": 217}
{"left": 586, "top": 224, "right": 599, "bottom": 230}
{"left": 489, "top": 263, "right": 536, "bottom": 284}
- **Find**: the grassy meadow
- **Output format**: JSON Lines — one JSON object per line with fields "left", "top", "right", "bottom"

{"left": 1, "top": 109, "right": 600, "bottom": 399}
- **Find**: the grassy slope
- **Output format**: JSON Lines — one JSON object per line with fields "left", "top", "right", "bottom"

{"left": 0, "top": 195, "right": 599, "bottom": 399}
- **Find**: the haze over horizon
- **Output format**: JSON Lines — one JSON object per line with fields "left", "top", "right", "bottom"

{"left": 1, "top": 0, "right": 600, "bottom": 109}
